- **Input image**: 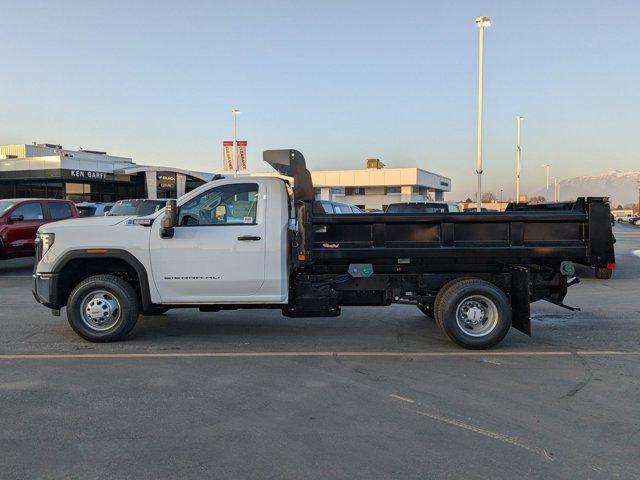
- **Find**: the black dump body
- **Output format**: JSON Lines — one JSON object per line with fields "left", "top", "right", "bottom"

{"left": 264, "top": 149, "right": 616, "bottom": 335}
{"left": 303, "top": 197, "right": 615, "bottom": 270}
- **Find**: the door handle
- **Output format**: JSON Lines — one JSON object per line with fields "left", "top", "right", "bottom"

{"left": 237, "top": 235, "right": 261, "bottom": 241}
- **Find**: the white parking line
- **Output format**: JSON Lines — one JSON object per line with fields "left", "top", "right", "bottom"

{"left": 389, "top": 394, "right": 415, "bottom": 403}
{"left": 415, "top": 410, "right": 550, "bottom": 459}
{"left": 0, "top": 350, "right": 638, "bottom": 360}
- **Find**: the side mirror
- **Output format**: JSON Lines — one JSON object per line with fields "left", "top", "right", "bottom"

{"left": 160, "top": 200, "right": 178, "bottom": 239}
{"left": 9, "top": 214, "right": 24, "bottom": 222}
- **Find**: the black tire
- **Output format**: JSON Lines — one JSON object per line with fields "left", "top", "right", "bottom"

{"left": 435, "top": 278, "right": 511, "bottom": 350}
{"left": 433, "top": 277, "right": 473, "bottom": 332}
{"left": 594, "top": 267, "right": 613, "bottom": 280}
{"left": 142, "top": 306, "right": 171, "bottom": 316}
{"left": 417, "top": 303, "right": 434, "bottom": 320}
{"left": 67, "top": 274, "right": 140, "bottom": 342}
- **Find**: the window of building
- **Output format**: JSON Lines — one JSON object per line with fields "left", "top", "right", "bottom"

{"left": 385, "top": 186, "right": 401, "bottom": 195}
{"left": 179, "top": 183, "right": 259, "bottom": 226}
{"left": 12, "top": 202, "right": 44, "bottom": 220}
{"left": 345, "top": 187, "right": 365, "bottom": 196}
{"left": 48, "top": 202, "right": 73, "bottom": 219}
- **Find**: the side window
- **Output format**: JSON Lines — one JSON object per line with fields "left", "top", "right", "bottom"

{"left": 49, "top": 202, "right": 73, "bottom": 219}
{"left": 103, "top": 205, "right": 112, "bottom": 213}
{"left": 321, "top": 202, "right": 334, "bottom": 214}
{"left": 334, "top": 204, "right": 349, "bottom": 214}
{"left": 179, "top": 183, "right": 259, "bottom": 226}
{"left": 12, "top": 202, "right": 44, "bottom": 220}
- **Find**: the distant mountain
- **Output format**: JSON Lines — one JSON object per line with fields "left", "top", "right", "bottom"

{"left": 533, "top": 170, "right": 640, "bottom": 206}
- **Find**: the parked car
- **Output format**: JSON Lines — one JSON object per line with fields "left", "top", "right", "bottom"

{"left": 630, "top": 216, "right": 640, "bottom": 225}
{"left": 386, "top": 201, "right": 461, "bottom": 214}
{"left": 316, "top": 200, "right": 363, "bottom": 214}
{"left": 106, "top": 199, "right": 167, "bottom": 217}
{"left": 0, "top": 199, "right": 78, "bottom": 259}
{"left": 615, "top": 213, "right": 636, "bottom": 223}
{"left": 76, "top": 202, "right": 114, "bottom": 217}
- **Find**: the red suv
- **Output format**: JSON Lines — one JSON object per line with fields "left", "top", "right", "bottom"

{"left": 0, "top": 199, "right": 78, "bottom": 259}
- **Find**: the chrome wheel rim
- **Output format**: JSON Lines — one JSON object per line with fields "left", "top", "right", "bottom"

{"left": 80, "top": 290, "right": 121, "bottom": 331}
{"left": 455, "top": 295, "right": 498, "bottom": 337}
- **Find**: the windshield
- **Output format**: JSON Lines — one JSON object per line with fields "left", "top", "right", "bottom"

{"left": 386, "top": 203, "right": 448, "bottom": 214}
{"left": 0, "top": 201, "right": 18, "bottom": 216}
{"left": 107, "top": 200, "right": 165, "bottom": 217}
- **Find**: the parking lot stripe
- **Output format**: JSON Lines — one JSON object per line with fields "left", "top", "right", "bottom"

{"left": 0, "top": 350, "right": 638, "bottom": 360}
{"left": 414, "top": 410, "right": 549, "bottom": 459}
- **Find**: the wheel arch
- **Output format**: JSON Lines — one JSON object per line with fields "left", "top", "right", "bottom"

{"left": 52, "top": 249, "right": 152, "bottom": 312}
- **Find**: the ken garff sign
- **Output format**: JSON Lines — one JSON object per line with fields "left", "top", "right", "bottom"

{"left": 69, "top": 170, "right": 108, "bottom": 180}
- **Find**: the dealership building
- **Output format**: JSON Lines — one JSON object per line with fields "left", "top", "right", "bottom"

{"left": 0, "top": 144, "right": 214, "bottom": 202}
{"left": 0, "top": 145, "right": 452, "bottom": 209}
{"left": 257, "top": 159, "right": 452, "bottom": 210}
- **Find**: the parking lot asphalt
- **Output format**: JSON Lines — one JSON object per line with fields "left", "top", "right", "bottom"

{"left": 1, "top": 224, "right": 639, "bottom": 479}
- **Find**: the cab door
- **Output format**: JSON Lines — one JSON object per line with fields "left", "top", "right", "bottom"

{"left": 4, "top": 201, "right": 45, "bottom": 255}
{"left": 149, "top": 180, "right": 266, "bottom": 303}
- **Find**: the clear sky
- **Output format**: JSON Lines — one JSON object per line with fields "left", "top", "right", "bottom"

{"left": 1, "top": 0, "right": 638, "bottom": 199}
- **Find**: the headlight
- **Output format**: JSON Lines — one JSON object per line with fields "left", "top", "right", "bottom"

{"left": 38, "top": 233, "right": 55, "bottom": 256}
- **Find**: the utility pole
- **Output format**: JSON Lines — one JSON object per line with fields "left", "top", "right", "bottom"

{"left": 232, "top": 109, "right": 241, "bottom": 177}
{"left": 553, "top": 177, "right": 559, "bottom": 202}
{"left": 637, "top": 180, "right": 640, "bottom": 214}
{"left": 543, "top": 164, "right": 551, "bottom": 198}
{"left": 475, "top": 16, "right": 491, "bottom": 212}
{"left": 516, "top": 115, "right": 524, "bottom": 202}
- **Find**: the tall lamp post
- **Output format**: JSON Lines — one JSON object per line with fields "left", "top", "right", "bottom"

{"left": 232, "top": 109, "right": 241, "bottom": 176}
{"left": 516, "top": 115, "right": 524, "bottom": 202}
{"left": 543, "top": 164, "right": 551, "bottom": 199}
{"left": 475, "top": 16, "right": 491, "bottom": 212}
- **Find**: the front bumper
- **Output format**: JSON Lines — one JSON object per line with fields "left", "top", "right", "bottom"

{"left": 32, "top": 272, "right": 60, "bottom": 310}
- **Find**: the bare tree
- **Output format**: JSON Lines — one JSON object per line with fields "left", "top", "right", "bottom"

{"left": 481, "top": 192, "right": 496, "bottom": 203}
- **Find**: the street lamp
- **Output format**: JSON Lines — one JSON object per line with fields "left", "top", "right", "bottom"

{"left": 232, "top": 109, "right": 241, "bottom": 175}
{"left": 553, "top": 177, "right": 559, "bottom": 202}
{"left": 543, "top": 164, "right": 551, "bottom": 198}
{"left": 500, "top": 188, "right": 503, "bottom": 203}
{"left": 475, "top": 15, "right": 491, "bottom": 212}
{"left": 516, "top": 115, "right": 524, "bottom": 202}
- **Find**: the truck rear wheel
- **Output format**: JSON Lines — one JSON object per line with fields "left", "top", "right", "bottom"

{"left": 594, "top": 267, "right": 613, "bottom": 279}
{"left": 435, "top": 278, "right": 511, "bottom": 349}
{"left": 67, "top": 274, "right": 140, "bottom": 342}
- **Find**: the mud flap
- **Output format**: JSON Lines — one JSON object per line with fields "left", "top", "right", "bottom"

{"left": 509, "top": 266, "right": 531, "bottom": 336}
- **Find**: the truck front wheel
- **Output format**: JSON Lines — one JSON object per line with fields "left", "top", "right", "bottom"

{"left": 435, "top": 279, "right": 511, "bottom": 350}
{"left": 67, "top": 274, "right": 140, "bottom": 342}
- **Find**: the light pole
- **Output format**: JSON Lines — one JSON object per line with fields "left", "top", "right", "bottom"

{"left": 543, "top": 164, "right": 551, "bottom": 198}
{"left": 232, "top": 109, "right": 241, "bottom": 176}
{"left": 516, "top": 115, "right": 524, "bottom": 202}
{"left": 553, "top": 177, "right": 559, "bottom": 202}
{"left": 475, "top": 16, "right": 491, "bottom": 212}
{"left": 500, "top": 188, "right": 503, "bottom": 203}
